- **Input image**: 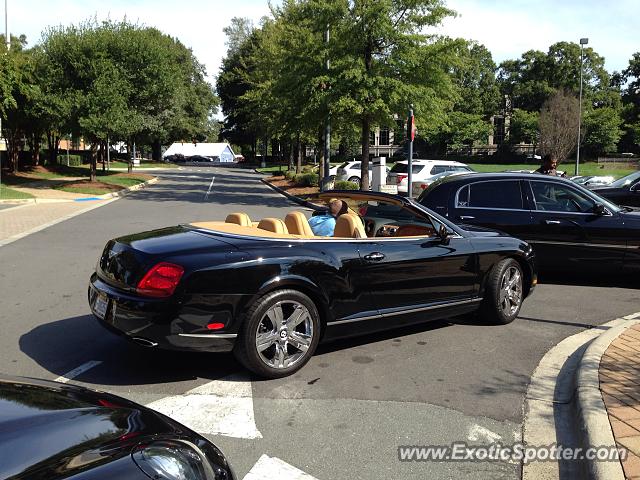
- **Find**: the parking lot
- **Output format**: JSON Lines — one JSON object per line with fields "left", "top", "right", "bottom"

{"left": 1, "top": 167, "right": 638, "bottom": 479}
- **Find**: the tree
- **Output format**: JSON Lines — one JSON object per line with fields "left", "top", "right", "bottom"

{"left": 509, "top": 108, "right": 539, "bottom": 146}
{"left": 620, "top": 52, "right": 640, "bottom": 152}
{"left": 583, "top": 107, "right": 623, "bottom": 156}
{"left": 538, "top": 90, "right": 579, "bottom": 164}
{"left": 328, "top": 0, "right": 457, "bottom": 189}
{"left": 444, "top": 111, "right": 492, "bottom": 151}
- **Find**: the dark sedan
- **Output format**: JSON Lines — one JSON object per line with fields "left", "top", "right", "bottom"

{"left": 418, "top": 173, "right": 640, "bottom": 273}
{"left": 0, "top": 375, "right": 234, "bottom": 479}
{"left": 590, "top": 170, "right": 640, "bottom": 206}
{"left": 89, "top": 191, "right": 536, "bottom": 378}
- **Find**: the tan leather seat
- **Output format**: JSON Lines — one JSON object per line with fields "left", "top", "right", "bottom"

{"left": 334, "top": 214, "right": 366, "bottom": 238}
{"left": 225, "top": 212, "right": 252, "bottom": 227}
{"left": 257, "top": 218, "right": 289, "bottom": 234}
{"left": 285, "top": 212, "right": 314, "bottom": 237}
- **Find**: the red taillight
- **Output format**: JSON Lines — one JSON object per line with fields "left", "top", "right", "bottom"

{"left": 136, "top": 262, "right": 184, "bottom": 297}
{"left": 420, "top": 183, "right": 429, "bottom": 189}
{"left": 207, "top": 322, "right": 225, "bottom": 330}
{"left": 397, "top": 174, "right": 407, "bottom": 183}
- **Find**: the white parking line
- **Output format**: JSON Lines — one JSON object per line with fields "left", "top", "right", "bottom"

{"left": 54, "top": 360, "right": 103, "bottom": 383}
{"left": 146, "top": 373, "right": 262, "bottom": 439}
{"left": 243, "top": 455, "right": 318, "bottom": 480}
{"left": 468, "top": 424, "right": 502, "bottom": 443}
{"left": 203, "top": 175, "right": 215, "bottom": 201}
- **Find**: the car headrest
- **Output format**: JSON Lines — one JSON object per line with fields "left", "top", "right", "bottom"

{"left": 257, "top": 218, "right": 289, "bottom": 234}
{"left": 225, "top": 212, "right": 252, "bottom": 227}
{"left": 334, "top": 214, "right": 366, "bottom": 238}
{"left": 285, "top": 212, "right": 314, "bottom": 237}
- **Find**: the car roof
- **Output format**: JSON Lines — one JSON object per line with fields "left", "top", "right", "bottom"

{"left": 430, "top": 172, "right": 574, "bottom": 186}
{"left": 395, "top": 159, "right": 466, "bottom": 165}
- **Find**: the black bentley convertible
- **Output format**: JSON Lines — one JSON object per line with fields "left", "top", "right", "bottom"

{"left": 0, "top": 375, "right": 234, "bottom": 479}
{"left": 89, "top": 191, "right": 536, "bottom": 378}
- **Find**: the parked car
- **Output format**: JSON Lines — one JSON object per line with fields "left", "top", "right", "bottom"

{"left": 188, "top": 155, "right": 215, "bottom": 163}
{"left": 0, "top": 375, "right": 235, "bottom": 479}
{"left": 335, "top": 161, "right": 388, "bottom": 187}
{"left": 89, "top": 190, "right": 535, "bottom": 378}
{"left": 590, "top": 171, "right": 640, "bottom": 206}
{"left": 411, "top": 170, "right": 476, "bottom": 197}
{"left": 417, "top": 172, "right": 640, "bottom": 273}
{"left": 387, "top": 160, "right": 473, "bottom": 193}
{"left": 571, "top": 175, "right": 615, "bottom": 187}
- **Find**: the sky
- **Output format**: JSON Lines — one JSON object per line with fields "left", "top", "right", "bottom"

{"left": 6, "top": 0, "right": 640, "bottom": 85}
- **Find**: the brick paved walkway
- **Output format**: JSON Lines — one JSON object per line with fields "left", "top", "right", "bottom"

{"left": 600, "top": 323, "right": 640, "bottom": 479}
{"left": 0, "top": 201, "right": 107, "bottom": 244}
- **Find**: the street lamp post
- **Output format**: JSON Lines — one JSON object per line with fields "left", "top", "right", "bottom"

{"left": 575, "top": 37, "right": 588, "bottom": 176}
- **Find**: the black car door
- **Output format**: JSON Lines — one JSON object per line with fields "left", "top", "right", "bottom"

{"left": 448, "top": 179, "right": 532, "bottom": 239}
{"left": 354, "top": 204, "right": 479, "bottom": 320}
{"left": 522, "top": 180, "right": 626, "bottom": 271}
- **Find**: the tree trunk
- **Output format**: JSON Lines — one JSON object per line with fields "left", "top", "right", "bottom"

{"left": 89, "top": 143, "right": 97, "bottom": 182}
{"left": 288, "top": 141, "right": 295, "bottom": 171}
{"left": 152, "top": 139, "right": 162, "bottom": 162}
{"left": 318, "top": 128, "right": 325, "bottom": 181}
{"left": 361, "top": 115, "right": 371, "bottom": 190}
{"left": 295, "top": 134, "right": 302, "bottom": 174}
{"left": 6, "top": 129, "right": 21, "bottom": 174}
{"left": 29, "top": 133, "right": 41, "bottom": 166}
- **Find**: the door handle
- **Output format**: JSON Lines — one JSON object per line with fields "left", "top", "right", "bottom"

{"left": 544, "top": 220, "right": 561, "bottom": 225}
{"left": 458, "top": 215, "right": 475, "bottom": 220}
{"left": 363, "top": 252, "right": 385, "bottom": 262}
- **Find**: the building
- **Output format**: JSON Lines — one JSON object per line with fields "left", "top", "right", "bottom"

{"left": 162, "top": 143, "right": 236, "bottom": 162}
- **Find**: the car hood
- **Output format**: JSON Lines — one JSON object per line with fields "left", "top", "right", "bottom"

{"left": 0, "top": 376, "right": 180, "bottom": 478}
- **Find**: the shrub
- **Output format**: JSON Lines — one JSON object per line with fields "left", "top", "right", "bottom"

{"left": 292, "top": 173, "right": 319, "bottom": 187}
{"left": 334, "top": 180, "right": 359, "bottom": 190}
{"left": 284, "top": 170, "right": 296, "bottom": 180}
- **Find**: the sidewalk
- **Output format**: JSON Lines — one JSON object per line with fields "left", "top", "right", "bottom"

{"left": 600, "top": 324, "right": 640, "bottom": 479}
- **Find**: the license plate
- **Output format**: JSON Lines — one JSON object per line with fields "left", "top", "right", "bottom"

{"left": 92, "top": 292, "right": 109, "bottom": 320}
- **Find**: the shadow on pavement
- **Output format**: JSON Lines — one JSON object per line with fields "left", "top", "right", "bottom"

{"left": 19, "top": 314, "right": 241, "bottom": 387}
{"left": 538, "top": 271, "right": 640, "bottom": 290}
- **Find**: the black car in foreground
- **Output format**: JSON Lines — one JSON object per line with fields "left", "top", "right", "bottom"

{"left": 0, "top": 375, "right": 234, "bottom": 479}
{"left": 590, "top": 170, "right": 640, "bottom": 206}
{"left": 418, "top": 173, "right": 640, "bottom": 273}
{"left": 89, "top": 191, "right": 536, "bottom": 378}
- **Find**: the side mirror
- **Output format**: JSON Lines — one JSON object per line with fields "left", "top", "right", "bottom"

{"left": 592, "top": 203, "right": 607, "bottom": 216}
{"left": 438, "top": 223, "right": 449, "bottom": 240}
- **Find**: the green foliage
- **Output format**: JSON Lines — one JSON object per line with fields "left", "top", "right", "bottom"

{"left": 444, "top": 112, "right": 493, "bottom": 150}
{"left": 284, "top": 170, "right": 297, "bottom": 180}
{"left": 334, "top": 180, "right": 359, "bottom": 190}
{"left": 509, "top": 109, "right": 539, "bottom": 145}
{"left": 294, "top": 173, "right": 319, "bottom": 187}
{"left": 583, "top": 107, "right": 623, "bottom": 155}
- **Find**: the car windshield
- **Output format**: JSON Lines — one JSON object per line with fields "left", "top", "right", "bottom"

{"left": 390, "top": 163, "right": 425, "bottom": 174}
{"left": 608, "top": 171, "right": 640, "bottom": 188}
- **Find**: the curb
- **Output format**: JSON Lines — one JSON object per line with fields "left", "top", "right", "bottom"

{"left": 577, "top": 314, "right": 640, "bottom": 480}
{"left": 260, "top": 179, "right": 322, "bottom": 210}
{"left": 95, "top": 177, "right": 159, "bottom": 200}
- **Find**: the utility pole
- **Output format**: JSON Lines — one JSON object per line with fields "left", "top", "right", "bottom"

{"left": 322, "top": 24, "right": 331, "bottom": 191}
{"left": 407, "top": 105, "right": 414, "bottom": 198}
{"left": 4, "top": 0, "right": 9, "bottom": 50}
{"left": 576, "top": 37, "right": 588, "bottom": 176}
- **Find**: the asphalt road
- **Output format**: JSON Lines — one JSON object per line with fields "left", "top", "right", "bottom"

{"left": 1, "top": 166, "right": 639, "bottom": 479}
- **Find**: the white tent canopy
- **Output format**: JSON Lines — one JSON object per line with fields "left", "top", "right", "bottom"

{"left": 163, "top": 143, "right": 236, "bottom": 162}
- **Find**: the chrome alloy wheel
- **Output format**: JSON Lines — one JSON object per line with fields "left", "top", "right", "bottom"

{"left": 255, "top": 301, "right": 314, "bottom": 369}
{"left": 499, "top": 266, "right": 522, "bottom": 317}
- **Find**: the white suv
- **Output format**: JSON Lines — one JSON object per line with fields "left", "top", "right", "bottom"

{"left": 387, "top": 160, "right": 473, "bottom": 193}
{"left": 335, "top": 161, "right": 388, "bottom": 188}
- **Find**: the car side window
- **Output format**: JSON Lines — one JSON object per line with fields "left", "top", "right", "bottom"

{"left": 457, "top": 181, "right": 523, "bottom": 209}
{"left": 357, "top": 200, "right": 436, "bottom": 238}
{"left": 351, "top": 162, "right": 361, "bottom": 170}
{"left": 530, "top": 181, "right": 595, "bottom": 213}
{"left": 431, "top": 165, "right": 447, "bottom": 175}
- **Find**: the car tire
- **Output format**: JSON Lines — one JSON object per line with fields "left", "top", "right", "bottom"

{"left": 478, "top": 258, "right": 523, "bottom": 325}
{"left": 234, "top": 289, "right": 321, "bottom": 379}
{"left": 348, "top": 176, "right": 361, "bottom": 188}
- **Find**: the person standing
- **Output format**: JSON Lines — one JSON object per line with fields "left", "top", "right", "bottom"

{"left": 535, "top": 154, "right": 566, "bottom": 177}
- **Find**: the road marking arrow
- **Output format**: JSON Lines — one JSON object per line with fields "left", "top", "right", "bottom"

{"left": 243, "top": 455, "right": 318, "bottom": 480}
